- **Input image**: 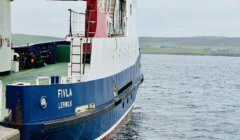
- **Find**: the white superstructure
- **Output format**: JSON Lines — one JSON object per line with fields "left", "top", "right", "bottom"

{"left": 0, "top": 0, "right": 12, "bottom": 73}
{"left": 67, "top": 0, "right": 139, "bottom": 82}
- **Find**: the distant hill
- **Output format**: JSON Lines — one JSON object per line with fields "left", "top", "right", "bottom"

{"left": 140, "top": 36, "right": 240, "bottom": 48}
{"left": 140, "top": 37, "right": 240, "bottom": 56}
{"left": 11, "top": 34, "right": 240, "bottom": 56}
{"left": 12, "top": 34, "right": 63, "bottom": 46}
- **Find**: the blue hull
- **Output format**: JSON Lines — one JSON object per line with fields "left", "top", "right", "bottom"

{"left": 5, "top": 56, "right": 143, "bottom": 140}
{"left": 27, "top": 88, "right": 138, "bottom": 140}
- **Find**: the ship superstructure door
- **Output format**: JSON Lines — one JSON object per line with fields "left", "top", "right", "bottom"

{"left": 0, "top": 0, "right": 12, "bottom": 73}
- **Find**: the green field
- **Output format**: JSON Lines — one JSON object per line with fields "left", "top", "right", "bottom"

{"left": 140, "top": 37, "right": 240, "bottom": 56}
{"left": 141, "top": 46, "right": 240, "bottom": 56}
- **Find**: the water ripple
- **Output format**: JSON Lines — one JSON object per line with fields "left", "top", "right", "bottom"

{"left": 112, "top": 54, "right": 240, "bottom": 140}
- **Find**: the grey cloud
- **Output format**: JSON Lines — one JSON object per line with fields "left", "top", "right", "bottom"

{"left": 12, "top": 0, "right": 240, "bottom": 37}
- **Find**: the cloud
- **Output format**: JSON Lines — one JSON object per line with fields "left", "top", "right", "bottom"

{"left": 12, "top": 0, "right": 240, "bottom": 37}
{"left": 12, "top": 0, "right": 86, "bottom": 37}
{"left": 137, "top": 0, "right": 240, "bottom": 37}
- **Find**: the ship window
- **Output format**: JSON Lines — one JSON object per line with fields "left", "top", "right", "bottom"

{"left": 82, "top": 54, "right": 91, "bottom": 64}
{"left": 127, "top": 97, "right": 129, "bottom": 103}
{"left": 122, "top": 102, "right": 125, "bottom": 108}
{"left": 107, "top": 0, "right": 126, "bottom": 37}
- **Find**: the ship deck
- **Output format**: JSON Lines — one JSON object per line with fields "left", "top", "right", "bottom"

{"left": 0, "top": 63, "right": 68, "bottom": 120}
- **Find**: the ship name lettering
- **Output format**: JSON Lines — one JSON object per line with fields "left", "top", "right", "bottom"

{"left": 58, "top": 89, "right": 72, "bottom": 98}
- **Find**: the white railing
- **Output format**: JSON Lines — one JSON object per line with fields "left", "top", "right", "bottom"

{"left": 9, "top": 75, "right": 87, "bottom": 86}
{"left": 36, "top": 76, "right": 51, "bottom": 85}
{"left": 61, "top": 75, "right": 84, "bottom": 84}
{"left": 68, "top": 9, "right": 86, "bottom": 37}
{"left": 35, "top": 75, "right": 88, "bottom": 85}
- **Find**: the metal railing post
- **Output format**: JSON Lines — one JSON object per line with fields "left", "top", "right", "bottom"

{"left": 68, "top": 9, "right": 86, "bottom": 37}
{"left": 68, "top": 9, "right": 73, "bottom": 37}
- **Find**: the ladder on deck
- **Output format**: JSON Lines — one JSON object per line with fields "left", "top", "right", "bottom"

{"left": 70, "top": 38, "right": 83, "bottom": 76}
{"left": 69, "top": 9, "right": 95, "bottom": 76}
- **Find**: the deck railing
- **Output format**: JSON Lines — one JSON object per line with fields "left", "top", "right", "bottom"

{"left": 36, "top": 76, "right": 51, "bottom": 85}
{"left": 61, "top": 75, "right": 83, "bottom": 84}
{"left": 68, "top": 9, "right": 97, "bottom": 38}
{"left": 35, "top": 75, "right": 88, "bottom": 85}
{"left": 68, "top": 9, "right": 86, "bottom": 37}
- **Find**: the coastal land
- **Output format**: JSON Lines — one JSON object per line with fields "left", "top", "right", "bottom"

{"left": 140, "top": 37, "right": 240, "bottom": 57}
{"left": 12, "top": 34, "right": 240, "bottom": 57}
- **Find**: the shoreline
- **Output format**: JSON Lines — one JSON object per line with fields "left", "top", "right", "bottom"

{"left": 141, "top": 52, "right": 240, "bottom": 57}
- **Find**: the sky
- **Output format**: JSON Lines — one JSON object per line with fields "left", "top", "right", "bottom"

{"left": 12, "top": 0, "right": 240, "bottom": 37}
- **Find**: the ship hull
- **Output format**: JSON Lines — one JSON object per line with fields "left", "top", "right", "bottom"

{"left": 26, "top": 88, "right": 137, "bottom": 140}
{"left": 6, "top": 55, "right": 143, "bottom": 140}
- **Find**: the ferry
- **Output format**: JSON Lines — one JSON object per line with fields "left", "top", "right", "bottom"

{"left": 0, "top": 0, "right": 143, "bottom": 139}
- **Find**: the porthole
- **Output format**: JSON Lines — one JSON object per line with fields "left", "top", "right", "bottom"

{"left": 40, "top": 97, "right": 48, "bottom": 109}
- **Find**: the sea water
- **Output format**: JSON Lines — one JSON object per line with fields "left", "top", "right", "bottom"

{"left": 113, "top": 54, "right": 240, "bottom": 140}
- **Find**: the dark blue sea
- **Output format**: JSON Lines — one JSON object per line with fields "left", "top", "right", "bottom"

{"left": 112, "top": 54, "right": 240, "bottom": 140}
